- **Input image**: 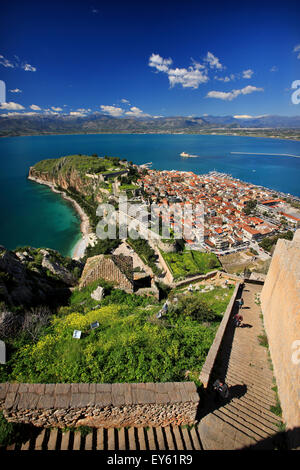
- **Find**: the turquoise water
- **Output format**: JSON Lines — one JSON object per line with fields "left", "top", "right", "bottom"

{"left": 0, "top": 133, "right": 300, "bottom": 255}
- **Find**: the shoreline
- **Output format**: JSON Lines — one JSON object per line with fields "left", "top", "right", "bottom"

{"left": 1, "top": 131, "right": 300, "bottom": 142}
{"left": 28, "top": 174, "right": 94, "bottom": 260}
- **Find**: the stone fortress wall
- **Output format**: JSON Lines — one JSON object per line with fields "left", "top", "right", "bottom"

{"left": 261, "top": 229, "right": 300, "bottom": 434}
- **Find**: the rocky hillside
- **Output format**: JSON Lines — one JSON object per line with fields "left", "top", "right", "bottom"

{"left": 0, "top": 246, "right": 83, "bottom": 307}
{"left": 28, "top": 154, "right": 128, "bottom": 203}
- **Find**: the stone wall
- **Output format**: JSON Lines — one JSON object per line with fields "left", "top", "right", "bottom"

{"left": 79, "top": 255, "right": 134, "bottom": 292}
{"left": 199, "top": 281, "right": 241, "bottom": 387}
{"left": 0, "top": 382, "right": 199, "bottom": 429}
{"left": 260, "top": 229, "right": 300, "bottom": 433}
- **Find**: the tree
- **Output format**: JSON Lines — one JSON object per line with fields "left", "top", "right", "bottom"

{"left": 173, "top": 294, "right": 215, "bottom": 322}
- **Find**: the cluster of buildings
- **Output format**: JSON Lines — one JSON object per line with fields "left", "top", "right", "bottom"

{"left": 136, "top": 168, "right": 300, "bottom": 255}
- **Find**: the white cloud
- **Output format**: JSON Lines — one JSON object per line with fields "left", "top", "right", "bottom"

{"left": 9, "top": 88, "right": 22, "bottom": 93}
{"left": 0, "top": 54, "right": 37, "bottom": 71}
{"left": 69, "top": 111, "right": 86, "bottom": 117}
{"left": 270, "top": 65, "right": 278, "bottom": 72}
{"left": 76, "top": 108, "right": 91, "bottom": 113}
{"left": 51, "top": 106, "right": 62, "bottom": 112}
{"left": 22, "top": 63, "right": 37, "bottom": 72}
{"left": 206, "top": 85, "right": 264, "bottom": 101}
{"left": 121, "top": 99, "right": 130, "bottom": 104}
{"left": 204, "top": 52, "right": 223, "bottom": 70}
{"left": 242, "top": 69, "right": 254, "bottom": 79}
{"left": 30, "top": 104, "right": 41, "bottom": 111}
{"left": 215, "top": 75, "right": 231, "bottom": 82}
{"left": 0, "top": 55, "right": 15, "bottom": 68}
{"left": 168, "top": 67, "right": 208, "bottom": 88}
{"left": 100, "top": 105, "right": 124, "bottom": 117}
{"left": 149, "top": 53, "right": 209, "bottom": 89}
{"left": 293, "top": 44, "right": 300, "bottom": 59}
{"left": 0, "top": 101, "right": 25, "bottom": 110}
{"left": 125, "top": 106, "right": 150, "bottom": 118}
{"left": 149, "top": 53, "right": 173, "bottom": 73}
{"left": 234, "top": 115, "right": 254, "bottom": 119}
{"left": 0, "top": 111, "right": 38, "bottom": 117}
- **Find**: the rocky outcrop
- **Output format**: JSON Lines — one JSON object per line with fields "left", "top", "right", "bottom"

{"left": 0, "top": 246, "right": 82, "bottom": 307}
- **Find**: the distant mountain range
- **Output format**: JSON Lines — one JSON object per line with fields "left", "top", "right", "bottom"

{"left": 1, "top": 113, "right": 300, "bottom": 137}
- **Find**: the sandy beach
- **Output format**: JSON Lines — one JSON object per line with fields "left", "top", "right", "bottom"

{"left": 28, "top": 174, "right": 94, "bottom": 259}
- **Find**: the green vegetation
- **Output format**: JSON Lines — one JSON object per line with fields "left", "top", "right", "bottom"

{"left": 0, "top": 279, "right": 234, "bottom": 384}
{"left": 258, "top": 332, "right": 269, "bottom": 348}
{"left": 127, "top": 237, "right": 162, "bottom": 276}
{"left": 33, "top": 154, "right": 122, "bottom": 176}
{"left": 161, "top": 250, "right": 221, "bottom": 280}
{"left": 83, "top": 238, "right": 121, "bottom": 261}
{"left": 259, "top": 231, "right": 293, "bottom": 253}
{"left": 243, "top": 199, "right": 257, "bottom": 215}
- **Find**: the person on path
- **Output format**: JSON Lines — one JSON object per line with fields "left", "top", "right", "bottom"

{"left": 212, "top": 379, "right": 230, "bottom": 403}
{"left": 233, "top": 312, "right": 243, "bottom": 327}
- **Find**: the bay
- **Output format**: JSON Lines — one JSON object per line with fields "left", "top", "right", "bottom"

{"left": 0, "top": 133, "right": 300, "bottom": 255}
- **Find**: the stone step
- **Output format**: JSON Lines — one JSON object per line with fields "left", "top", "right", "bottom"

{"left": 73, "top": 431, "right": 82, "bottom": 450}
{"left": 47, "top": 428, "right": 58, "bottom": 450}
{"left": 107, "top": 428, "right": 115, "bottom": 450}
{"left": 117, "top": 428, "right": 126, "bottom": 450}
{"left": 155, "top": 427, "right": 166, "bottom": 450}
{"left": 96, "top": 428, "right": 104, "bottom": 450}
{"left": 171, "top": 426, "right": 184, "bottom": 450}
{"left": 214, "top": 405, "right": 270, "bottom": 441}
{"left": 128, "top": 428, "right": 137, "bottom": 450}
{"left": 212, "top": 409, "right": 262, "bottom": 443}
{"left": 180, "top": 427, "right": 193, "bottom": 450}
{"left": 230, "top": 395, "right": 282, "bottom": 425}
{"left": 189, "top": 426, "right": 202, "bottom": 450}
{"left": 225, "top": 372, "right": 276, "bottom": 406}
{"left": 35, "top": 429, "right": 46, "bottom": 450}
{"left": 60, "top": 430, "right": 70, "bottom": 450}
{"left": 225, "top": 362, "right": 274, "bottom": 386}
{"left": 163, "top": 426, "right": 176, "bottom": 450}
{"left": 85, "top": 432, "right": 93, "bottom": 450}
{"left": 137, "top": 428, "right": 147, "bottom": 450}
{"left": 224, "top": 401, "right": 278, "bottom": 435}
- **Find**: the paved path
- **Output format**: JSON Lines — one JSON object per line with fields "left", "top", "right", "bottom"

{"left": 198, "top": 283, "right": 283, "bottom": 449}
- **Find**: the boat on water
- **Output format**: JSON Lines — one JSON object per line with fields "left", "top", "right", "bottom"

{"left": 180, "top": 152, "right": 199, "bottom": 158}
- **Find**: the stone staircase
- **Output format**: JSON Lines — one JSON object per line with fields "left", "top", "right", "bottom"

{"left": 4, "top": 425, "right": 203, "bottom": 451}
{"left": 199, "top": 283, "right": 283, "bottom": 450}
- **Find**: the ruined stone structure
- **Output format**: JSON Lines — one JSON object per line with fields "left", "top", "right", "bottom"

{"left": 79, "top": 254, "right": 134, "bottom": 292}
{"left": 261, "top": 229, "right": 300, "bottom": 438}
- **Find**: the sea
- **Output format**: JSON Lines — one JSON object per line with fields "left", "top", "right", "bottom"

{"left": 0, "top": 133, "right": 300, "bottom": 256}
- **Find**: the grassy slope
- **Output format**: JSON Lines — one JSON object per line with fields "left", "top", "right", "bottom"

{"left": 0, "top": 280, "right": 234, "bottom": 384}
{"left": 162, "top": 250, "right": 221, "bottom": 280}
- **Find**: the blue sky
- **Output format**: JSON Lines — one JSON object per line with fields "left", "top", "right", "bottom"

{"left": 0, "top": 0, "right": 300, "bottom": 118}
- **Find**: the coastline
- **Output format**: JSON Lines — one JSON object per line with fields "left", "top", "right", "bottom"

{"left": 28, "top": 174, "right": 94, "bottom": 259}
{"left": 1, "top": 131, "right": 300, "bottom": 142}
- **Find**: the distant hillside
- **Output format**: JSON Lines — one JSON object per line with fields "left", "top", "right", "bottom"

{"left": 1, "top": 113, "right": 300, "bottom": 137}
